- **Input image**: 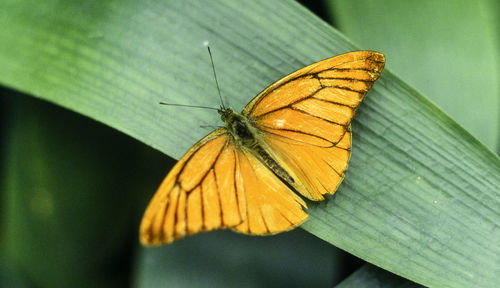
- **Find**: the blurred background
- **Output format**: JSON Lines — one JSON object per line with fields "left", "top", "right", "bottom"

{"left": 1, "top": 0, "right": 498, "bottom": 287}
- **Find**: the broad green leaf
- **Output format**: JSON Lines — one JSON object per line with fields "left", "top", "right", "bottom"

{"left": 325, "top": 1, "right": 500, "bottom": 285}
{"left": 1, "top": 1, "right": 499, "bottom": 287}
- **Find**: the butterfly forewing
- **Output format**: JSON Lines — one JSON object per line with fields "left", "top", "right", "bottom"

{"left": 243, "top": 51, "right": 385, "bottom": 201}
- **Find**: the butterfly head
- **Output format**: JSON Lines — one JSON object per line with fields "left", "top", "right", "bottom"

{"left": 218, "top": 107, "right": 236, "bottom": 124}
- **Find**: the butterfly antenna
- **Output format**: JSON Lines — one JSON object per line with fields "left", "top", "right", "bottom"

{"left": 206, "top": 44, "right": 226, "bottom": 109}
{"left": 158, "top": 102, "right": 219, "bottom": 110}
{"left": 200, "top": 124, "right": 222, "bottom": 130}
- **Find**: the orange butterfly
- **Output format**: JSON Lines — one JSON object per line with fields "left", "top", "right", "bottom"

{"left": 140, "top": 51, "right": 385, "bottom": 246}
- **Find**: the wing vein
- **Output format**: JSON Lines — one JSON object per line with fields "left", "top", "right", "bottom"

{"left": 326, "top": 67, "right": 381, "bottom": 73}
{"left": 322, "top": 85, "right": 366, "bottom": 94}
{"left": 260, "top": 127, "right": 336, "bottom": 148}
{"left": 239, "top": 152, "right": 251, "bottom": 233}
{"left": 259, "top": 206, "right": 271, "bottom": 234}
{"left": 172, "top": 188, "right": 183, "bottom": 238}
{"left": 260, "top": 125, "right": 340, "bottom": 146}
{"left": 198, "top": 141, "right": 227, "bottom": 230}
{"left": 185, "top": 138, "right": 227, "bottom": 193}
{"left": 232, "top": 147, "right": 243, "bottom": 221}
{"left": 200, "top": 184, "right": 206, "bottom": 230}
{"left": 290, "top": 106, "right": 350, "bottom": 127}
{"left": 311, "top": 96, "right": 356, "bottom": 108}
{"left": 253, "top": 88, "right": 320, "bottom": 118}
{"left": 158, "top": 185, "right": 175, "bottom": 242}
{"left": 276, "top": 209, "right": 294, "bottom": 225}
{"left": 175, "top": 131, "right": 226, "bottom": 186}
{"left": 319, "top": 76, "right": 375, "bottom": 83}
{"left": 323, "top": 158, "right": 342, "bottom": 177}
{"left": 212, "top": 167, "right": 225, "bottom": 227}
{"left": 318, "top": 178, "right": 330, "bottom": 194}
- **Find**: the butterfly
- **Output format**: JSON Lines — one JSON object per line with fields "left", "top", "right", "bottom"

{"left": 140, "top": 51, "right": 385, "bottom": 246}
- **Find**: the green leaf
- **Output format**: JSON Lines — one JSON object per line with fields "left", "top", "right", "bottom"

{"left": 1, "top": 0, "right": 499, "bottom": 287}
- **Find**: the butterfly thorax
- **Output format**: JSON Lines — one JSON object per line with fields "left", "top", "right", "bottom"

{"left": 219, "top": 107, "right": 295, "bottom": 184}
{"left": 219, "top": 108, "right": 253, "bottom": 145}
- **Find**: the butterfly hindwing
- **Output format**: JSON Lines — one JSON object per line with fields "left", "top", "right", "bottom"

{"left": 232, "top": 148, "right": 308, "bottom": 235}
{"left": 260, "top": 125, "right": 352, "bottom": 201}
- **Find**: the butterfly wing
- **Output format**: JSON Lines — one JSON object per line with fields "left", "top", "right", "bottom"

{"left": 140, "top": 128, "right": 308, "bottom": 246}
{"left": 232, "top": 147, "right": 308, "bottom": 235}
{"left": 243, "top": 51, "right": 385, "bottom": 201}
{"left": 140, "top": 128, "right": 242, "bottom": 245}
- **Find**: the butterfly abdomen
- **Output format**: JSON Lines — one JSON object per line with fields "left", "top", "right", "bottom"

{"left": 253, "top": 145, "right": 295, "bottom": 184}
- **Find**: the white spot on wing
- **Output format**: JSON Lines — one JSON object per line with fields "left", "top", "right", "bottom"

{"left": 275, "top": 119, "right": 286, "bottom": 128}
